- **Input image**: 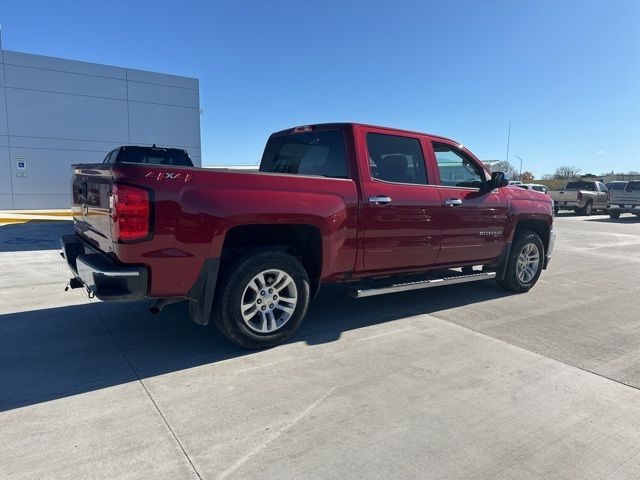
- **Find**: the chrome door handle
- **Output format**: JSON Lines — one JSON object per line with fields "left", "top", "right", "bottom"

{"left": 368, "top": 195, "right": 392, "bottom": 205}
{"left": 444, "top": 198, "right": 463, "bottom": 206}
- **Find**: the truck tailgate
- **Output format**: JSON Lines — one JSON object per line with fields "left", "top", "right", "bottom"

{"left": 550, "top": 190, "right": 578, "bottom": 203}
{"left": 71, "top": 164, "right": 114, "bottom": 253}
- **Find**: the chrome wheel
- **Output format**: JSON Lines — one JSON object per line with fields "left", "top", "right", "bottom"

{"left": 240, "top": 269, "right": 298, "bottom": 334}
{"left": 516, "top": 243, "right": 540, "bottom": 284}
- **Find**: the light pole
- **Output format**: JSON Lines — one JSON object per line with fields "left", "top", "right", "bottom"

{"left": 514, "top": 155, "right": 524, "bottom": 180}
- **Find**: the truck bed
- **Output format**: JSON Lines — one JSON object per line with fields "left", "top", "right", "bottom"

{"left": 71, "top": 162, "right": 359, "bottom": 297}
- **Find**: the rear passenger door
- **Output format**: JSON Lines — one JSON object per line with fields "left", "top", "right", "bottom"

{"left": 429, "top": 142, "right": 508, "bottom": 264}
{"left": 358, "top": 128, "right": 441, "bottom": 272}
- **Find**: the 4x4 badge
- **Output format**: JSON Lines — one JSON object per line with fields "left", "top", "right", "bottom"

{"left": 145, "top": 171, "right": 194, "bottom": 182}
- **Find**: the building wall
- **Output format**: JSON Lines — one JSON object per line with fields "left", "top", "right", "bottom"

{"left": 0, "top": 50, "right": 200, "bottom": 209}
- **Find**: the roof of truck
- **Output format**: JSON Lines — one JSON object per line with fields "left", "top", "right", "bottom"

{"left": 271, "top": 123, "right": 461, "bottom": 145}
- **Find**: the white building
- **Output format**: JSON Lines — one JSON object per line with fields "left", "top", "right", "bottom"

{"left": 0, "top": 49, "right": 200, "bottom": 209}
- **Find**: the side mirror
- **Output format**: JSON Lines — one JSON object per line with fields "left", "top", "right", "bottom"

{"left": 489, "top": 171, "right": 509, "bottom": 189}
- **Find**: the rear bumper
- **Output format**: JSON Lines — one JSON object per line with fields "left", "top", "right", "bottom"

{"left": 60, "top": 234, "right": 148, "bottom": 301}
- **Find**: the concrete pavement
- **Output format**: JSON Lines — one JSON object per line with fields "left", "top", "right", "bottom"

{"left": 1, "top": 214, "right": 640, "bottom": 479}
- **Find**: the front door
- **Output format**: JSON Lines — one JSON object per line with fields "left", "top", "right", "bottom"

{"left": 429, "top": 142, "right": 508, "bottom": 265}
{"left": 359, "top": 129, "right": 441, "bottom": 272}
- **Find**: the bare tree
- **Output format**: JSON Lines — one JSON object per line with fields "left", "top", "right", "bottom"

{"left": 520, "top": 171, "right": 535, "bottom": 182}
{"left": 553, "top": 166, "right": 582, "bottom": 179}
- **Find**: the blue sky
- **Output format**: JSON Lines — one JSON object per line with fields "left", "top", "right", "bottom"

{"left": 1, "top": 0, "right": 638, "bottom": 177}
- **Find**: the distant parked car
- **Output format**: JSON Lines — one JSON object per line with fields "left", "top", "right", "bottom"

{"left": 509, "top": 180, "right": 523, "bottom": 185}
{"left": 516, "top": 183, "right": 549, "bottom": 194}
{"left": 548, "top": 180, "right": 608, "bottom": 215}
{"left": 608, "top": 181, "right": 640, "bottom": 219}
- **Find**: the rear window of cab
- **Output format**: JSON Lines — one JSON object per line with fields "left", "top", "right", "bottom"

{"left": 259, "top": 131, "right": 348, "bottom": 179}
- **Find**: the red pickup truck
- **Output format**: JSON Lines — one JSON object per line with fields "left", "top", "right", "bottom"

{"left": 61, "top": 124, "right": 555, "bottom": 348}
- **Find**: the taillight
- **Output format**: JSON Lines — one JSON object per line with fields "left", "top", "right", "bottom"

{"left": 111, "top": 183, "right": 151, "bottom": 242}
{"left": 577, "top": 191, "right": 583, "bottom": 201}
{"left": 606, "top": 191, "right": 611, "bottom": 201}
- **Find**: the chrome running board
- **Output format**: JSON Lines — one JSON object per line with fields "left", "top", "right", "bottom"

{"left": 347, "top": 271, "right": 497, "bottom": 298}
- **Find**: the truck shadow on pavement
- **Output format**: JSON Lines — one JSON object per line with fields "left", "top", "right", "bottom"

{"left": 584, "top": 216, "right": 640, "bottom": 223}
{"left": 0, "top": 281, "right": 513, "bottom": 412}
{"left": 0, "top": 221, "right": 73, "bottom": 252}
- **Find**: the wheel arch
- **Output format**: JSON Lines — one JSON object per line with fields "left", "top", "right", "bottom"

{"left": 220, "top": 223, "right": 323, "bottom": 296}
{"left": 513, "top": 218, "right": 551, "bottom": 253}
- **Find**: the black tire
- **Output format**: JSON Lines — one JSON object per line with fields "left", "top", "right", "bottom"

{"left": 609, "top": 211, "right": 621, "bottom": 219}
{"left": 211, "top": 249, "right": 310, "bottom": 349}
{"left": 497, "top": 230, "right": 544, "bottom": 292}
{"left": 578, "top": 200, "right": 593, "bottom": 216}
{"left": 554, "top": 205, "right": 560, "bottom": 215}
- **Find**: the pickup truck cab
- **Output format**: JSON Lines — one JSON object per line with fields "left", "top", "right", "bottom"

{"left": 608, "top": 181, "right": 640, "bottom": 219}
{"left": 61, "top": 124, "right": 555, "bottom": 348}
{"left": 549, "top": 180, "right": 608, "bottom": 215}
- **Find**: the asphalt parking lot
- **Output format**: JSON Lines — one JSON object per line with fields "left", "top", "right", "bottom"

{"left": 1, "top": 213, "right": 640, "bottom": 479}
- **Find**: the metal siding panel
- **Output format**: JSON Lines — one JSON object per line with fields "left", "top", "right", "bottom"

{"left": 0, "top": 87, "right": 7, "bottom": 136}
{"left": 6, "top": 89, "right": 129, "bottom": 142}
{"left": 3, "top": 50, "right": 126, "bottom": 79}
{"left": 8, "top": 136, "right": 122, "bottom": 153}
{"left": 126, "top": 81, "right": 199, "bottom": 108}
{"left": 12, "top": 193, "right": 71, "bottom": 209}
{"left": 10, "top": 147, "right": 105, "bottom": 196}
{"left": 4, "top": 65, "right": 127, "bottom": 100}
{"left": 125, "top": 68, "right": 198, "bottom": 90}
{"left": 128, "top": 101, "right": 200, "bottom": 147}
{"left": 0, "top": 146, "right": 12, "bottom": 196}
{"left": 0, "top": 194, "right": 12, "bottom": 209}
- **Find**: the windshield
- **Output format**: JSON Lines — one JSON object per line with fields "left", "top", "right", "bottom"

{"left": 260, "top": 131, "right": 348, "bottom": 178}
{"left": 564, "top": 181, "right": 596, "bottom": 191}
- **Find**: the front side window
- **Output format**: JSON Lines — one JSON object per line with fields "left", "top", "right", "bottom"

{"left": 433, "top": 144, "right": 485, "bottom": 188}
{"left": 366, "top": 133, "right": 427, "bottom": 185}
{"left": 260, "top": 131, "right": 347, "bottom": 178}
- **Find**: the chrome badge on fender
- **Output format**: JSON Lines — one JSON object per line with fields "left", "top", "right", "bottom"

{"left": 145, "top": 171, "right": 194, "bottom": 182}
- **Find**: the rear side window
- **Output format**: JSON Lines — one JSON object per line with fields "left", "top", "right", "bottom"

{"left": 116, "top": 148, "right": 193, "bottom": 167}
{"left": 260, "top": 131, "right": 348, "bottom": 178}
{"left": 627, "top": 181, "right": 640, "bottom": 191}
{"left": 608, "top": 182, "right": 627, "bottom": 190}
{"left": 366, "top": 133, "right": 427, "bottom": 185}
